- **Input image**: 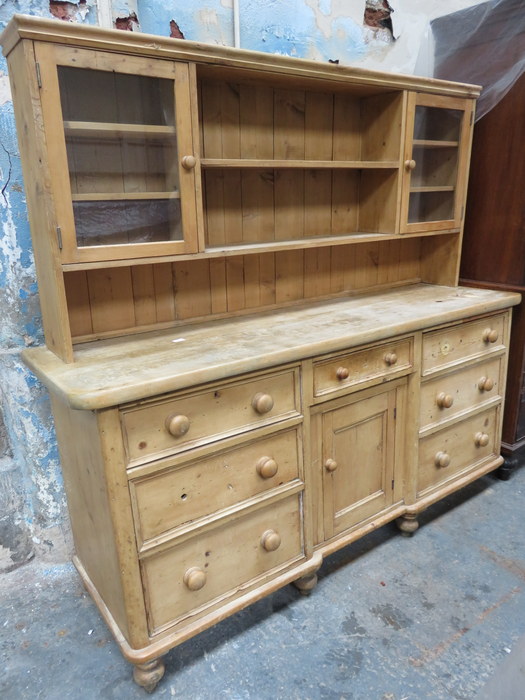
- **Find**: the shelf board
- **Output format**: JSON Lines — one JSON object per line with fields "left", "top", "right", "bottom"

{"left": 200, "top": 158, "right": 400, "bottom": 170}
{"left": 413, "top": 139, "right": 459, "bottom": 148}
{"left": 71, "top": 192, "right": 180, "bottom": 202}
{"left": 61, "top": 228, "right": 461, "bottom": 271}
{"left": 409, "top": 186, "right": 455, "bottom": 194}
{"left": 63, "top": 121, "right": 176, "bottom": 140}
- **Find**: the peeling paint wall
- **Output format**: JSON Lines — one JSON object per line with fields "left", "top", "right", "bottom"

{"left": 0, "top": 0, "right": 485, "bottom": 573}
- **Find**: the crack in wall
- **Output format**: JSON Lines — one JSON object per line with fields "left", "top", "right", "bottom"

{"left": 1, "top": 143, "right": 12, "bottom": 207}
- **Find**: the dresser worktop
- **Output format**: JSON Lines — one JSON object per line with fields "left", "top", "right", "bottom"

{"left": 23, "top": 284, "right": 520, "bottom": 410}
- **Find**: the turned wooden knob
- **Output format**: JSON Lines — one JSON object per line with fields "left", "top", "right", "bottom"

{"left": 482, "top": 328, "right": 498, "bottom": 343}
{"left": 405, "top": 159, "right": 416, "bottom": 171}
{"left": 474, "top": 431, "right": 490, "bottom": 447}
{"left": 256, "top": 456, "right": 278, "bottom": 479}
{"left": 478, "top": 376, "right": 495, "bottom": 392}
{"left": 165, "top": 414, "right": 190, "bottom": 438}
{"left": 436, "top": 392, "right": 454, "bottom": 409}
{"left": 181, "top": 155, "right": 196, "bottom": 170}
{"left": 261, "top": 529, "right": 281, "bottom": 552}
{"left": 384, "top": 352, "right": 398, "bottom": 366}
{"left": 435, "top": 451, "right": 451, "bottom": 468}
{"left": 336, "top": 366, "right": 350, "bottom": 380}
{"left": 183, "top": 567, "right": 206, "bottom": 591}
{"left": 325, "top": 458, "right": 338, "bottom": 472}
{"left": 252, "top": 392, "right": 274, "bottom": 414}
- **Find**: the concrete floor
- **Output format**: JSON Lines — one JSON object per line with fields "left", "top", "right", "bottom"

{"left": 1, "top": 465, "right": 525, "bottom": 700}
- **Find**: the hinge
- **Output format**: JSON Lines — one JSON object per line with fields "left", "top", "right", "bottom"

{"left": 470, "top": 111, "right": 474, "bottom": 126}
{"left": 393, "top": 407, "right": 397, "bottom": 419}
{"left": 391, "top": 479, "right": 395, "bottom": 490}
{"left": 35, "top": 62, "right": 42, "bottom": 89}
{"left": 56, "top": 226, "right": 63, "bottom": 250}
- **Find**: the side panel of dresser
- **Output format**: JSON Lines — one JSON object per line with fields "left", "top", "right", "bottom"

{"left": 49, "top": 395, "right": 148, "bottom": 649}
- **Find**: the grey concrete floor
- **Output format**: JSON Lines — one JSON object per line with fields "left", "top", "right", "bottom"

{"left": 1, "top": 466, "right": 525, "bottom": 700}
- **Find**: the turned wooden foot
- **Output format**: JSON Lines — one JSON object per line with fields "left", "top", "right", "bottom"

{"left": 292, "top": 571, "right": 319, "bottom": 596}
{"left": 133, "top": 658, "right": 165, "bottom": 693}
{"left": 396, "top": 514, "right": 419, "bottom": 537}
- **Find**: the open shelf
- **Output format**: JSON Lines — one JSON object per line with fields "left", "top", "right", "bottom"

{"left": 200, "top": 159, "right": 400, "bottom": 170}
{"left": 60, "top": 228, "right": 461, "bottom": 271}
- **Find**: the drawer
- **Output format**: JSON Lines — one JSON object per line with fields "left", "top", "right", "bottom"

{"left": 418, "top": 407, "right": 499, "bottom": 496}
{"left": 313, "top": 338, "right": 412, "bottom": 399}
{"left": 419, "top": 356, "right": 503, "bottom": 431}
{"left": 122, "top": 368, "right": 300, "bottom": 464}
{"left": 141, "top": 493, "right": 303, "bottom": 634}
{"left": 422, "top": 313, "right": 506, "bottom": 375}
{"left": 131, "top": 427, "right": 302, "bottom": 546}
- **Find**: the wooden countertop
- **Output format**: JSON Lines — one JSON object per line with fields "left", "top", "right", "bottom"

{"left": 22, "top": 284, "right": 520, "bottom": 410}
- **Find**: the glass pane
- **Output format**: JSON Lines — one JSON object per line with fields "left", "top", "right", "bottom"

{"left": 413, "top": 106, "right": 462, "bottom": 142}
{"left": 408, "top": 191, "right": 455, "bottom": 224}
{"left": 411, "top": 146, "right": 458, "bottom": 189}
{"left": 73, "top": 199, "right": 182, "bottom": 247}
{"left": 58, "top": 67, "right": 181, "bottom": 248}
{"left": 58, "top": 67, "right": 174, "bottom": 125}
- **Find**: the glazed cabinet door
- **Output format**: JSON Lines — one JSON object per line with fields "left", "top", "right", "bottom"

{"left": 320, "top": 383, "right": 403, "bottom": 541}
{"left": 400, "top": 93, "right": 474, "bottom": 233}
{"left": 35, "top": 44, "right": 200, "bottom": 263}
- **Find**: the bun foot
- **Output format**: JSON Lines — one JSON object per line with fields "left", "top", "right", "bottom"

{"left": 396, "top": 514, "right": 419, "bottom": 537}
{"left": 133, "top": 658, "right": 165, "bottom": 693}
{"left": 293, "top": 571, "right": 319, "bottom": 596}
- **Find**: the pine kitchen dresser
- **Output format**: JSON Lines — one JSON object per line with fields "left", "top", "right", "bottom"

{"left": 1, "top": 15, "right": 520, "bottom": 692}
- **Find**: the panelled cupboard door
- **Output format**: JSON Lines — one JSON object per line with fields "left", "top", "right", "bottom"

{"left": 400, "top": 93, "right": 474, "bottom": 234}
{"left": 322, "top": 386, "right": 398, "bottom": 540}
{"left": 35, "top": 44, "right": 200, "bottom": 263}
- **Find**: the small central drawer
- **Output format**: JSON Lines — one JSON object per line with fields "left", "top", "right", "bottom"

{"left": 418, "top": 407, "right": 499, "bottom": 496}
{"left": 141, "top": 493, "right": 304, "bottom": 634}
{"left": 422, "top": 313, "right": 506, "bottom": 375}
{"left": 419, "top": 355, "right": 503, "bottom": 431}
{"left": 131, "top": 426, "right": 302, "bottom": 546}
{"left": 313, "top": 338, "right": 412, "bottom": 399}
{"left": 121, "top": 368, "right": 300, "bottom": 464}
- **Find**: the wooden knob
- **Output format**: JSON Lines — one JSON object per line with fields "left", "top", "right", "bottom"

{"left": 183, "top": 567, "right": 206, "bottom": 591}
{"left": 325, "top": 458, "right": 338, "bottom": 472}
{"left": 261, "top": 529, "right": 281, "bottom": 552}
{"left": 252, "top": 392, "right": 274, "bottom": 414}
{"left": 436, "top": 392, "right": 454, "bottom": 409}
{"left": 165, "top": 414, "right": 190, "bottom": 438}
{"left": 336, "top": 366, "right": 350, "bottom": 380}
{"left": 482, "top": 328, "right": 498, "bottom": 343}
{"left": 405, "top": 159, "right": 416, "bottom": 171}
{"left": 384, "top": 352, "right": 398, "bottom": 366}
{"left": 478, "top": 376, "right": 495, "bottom": 392}
{"left": 181, "top": 155, "right": 196, "bottom": 170}
{"left": 435, "top": 451, "right": 451, "bottom": 468}
{"left": 474, "top": 432, "right": 490, "bottom": 447}
{"left": 256, "top": 456, "right": 278, "bottom": 479}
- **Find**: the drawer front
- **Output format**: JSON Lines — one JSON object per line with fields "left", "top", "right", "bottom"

{"left": 141, "top": 494, "right": 303, "bottom": 634}
{"left": 418, "top": 407, "right": 499, "bottom": 495}
{"left": 131, "top": 427, "right": 302, "bottom": 545}
{"left": 313, "top": 338, "right": 412, "bottom": 398}
{"left": 122, "top": 368, "right": 300, "bottom": 463}
{"left": 422, "top": 314, "right": 506, "bottom": 375}
{"left": 419, "top": 356, "right": 503, "bottom": 431}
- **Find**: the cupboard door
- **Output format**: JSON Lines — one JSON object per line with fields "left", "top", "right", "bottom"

{"left": 400, "top": 93, "right": 474, "bottom": 233}
{"left": 321, "top": 386, "right": 398, "bottom": 539}
{"left": 35, "top": 44, "right": 200, "bottom": 263}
